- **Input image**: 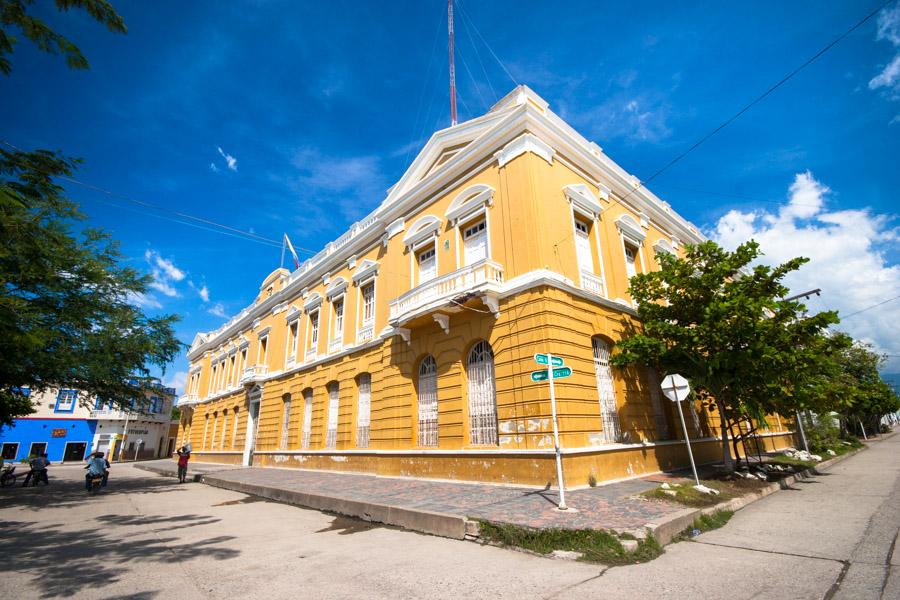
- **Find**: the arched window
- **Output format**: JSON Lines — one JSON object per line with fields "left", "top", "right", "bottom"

{"left": 418, "top": 356, "right": 439, "bottom": 447}
{"left": 230, "top": 407, "right": 240, "bottom": 449}
{"left": 279, "top": 393, "right": 292, "bottom": 449}
{"left": 202, "top": 413, "right": 210, "bottom": 450}
{"left": 467, "top": 340, "right": 498, "bottom": 445}
{"left": 592, "top": 337, "right": 622, "bottom": 443}
{"left": 301, "top": 389, "right": 313, "bottom": 449}
{"left": 357, "top": 374, "right": 371, "bottom": 448}
{"left": 210, "top": 412, "right": 219, "bottom": 450}
{"left": 325, "top": 382, "right": 339, "bottom": 449}
{"left": 220, "top": 409, "right": 229, "bottom": 450}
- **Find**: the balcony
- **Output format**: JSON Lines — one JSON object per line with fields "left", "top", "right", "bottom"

{"left": 305, "top": 347, "right": 317, "bottom": 362}
{"left": 357, "top": 322, "right": 374, "bottom": 343}
{"left": 177, "top": 393, "right": 198, "bottom": 406}
{"left": 389, "top": 259, "right": 504, "bottom": 325}
{"left": 580, "top": 270, "right": 605, "bottom": 296}
{"left": 328, "top": 338, "right": 343, "bottom": 354}
{"left": 89, "top": 408, "right": 169, "bottom": 421}
{"left": 239, "top": 364, "right": 268, "bottom": 386}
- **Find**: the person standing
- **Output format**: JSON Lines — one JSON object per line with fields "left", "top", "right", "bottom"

{"left": 176, "top": 446, "right": 191, "bottom": 483}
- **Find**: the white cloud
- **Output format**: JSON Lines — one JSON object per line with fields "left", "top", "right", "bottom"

{"left": 217, "top": 146, "right": 238, "bottom": 171}
{"left": 126, "top": 291, "right": 162, "bottom": 310}
{"left": 209, "top": 162, "right": 219, "bottom": 173}
{"left": 711, "top": 171, "right": 900, "bottom": 371}
{"left": 208, "top": 303, "right": 227, "bottom": 318}
{"left": 149, "top": 279, "right": 179, "bottom": 297}
{"left": 163, "top": 370, "right": 187, "bottom": 395}
{"left": 198, "top": 284, "right": 210, "bottom": 303}
{"left": 869, "top": 5, "right": 900, "bottom": 108}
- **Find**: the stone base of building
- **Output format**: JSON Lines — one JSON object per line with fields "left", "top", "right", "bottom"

{"left": 188, "top": 431, "right": 796, "bottom": 488}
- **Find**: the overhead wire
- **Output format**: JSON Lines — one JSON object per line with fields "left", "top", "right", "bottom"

{"left": 455, "top": 0, "right": 518, "bottom": 87}
{"left": 617, "top": 0, "right": 895, "bottom": 205}
{"left": 458, "top": 1, "right": 497, "bottom": 103}
{"left": 840, "top": 295, "right": 900, "bottom": 319}
{"left": 404, "top": 6, "right": 446, "bottom": 168}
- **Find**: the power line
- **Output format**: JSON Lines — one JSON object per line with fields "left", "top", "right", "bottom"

{"left": 841, "top": 294, "right": 900, "bottom": 319}
{"left": 620, "top": 0, "right": 894, "bottom": 204}
{"left": 455, "top": 0, "right": 518, "bottom": 87}
{"left": 650, "top": 182, "right": 824, "bottom": 209}
{"left": 2, "top": 139, "right": 291, "bottom": 250}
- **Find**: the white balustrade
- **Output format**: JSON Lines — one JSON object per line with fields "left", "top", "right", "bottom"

{"left": 239, "top": 364, "right": 268, "bottom": 386}
{"left": 580, "top": 270, "right": 605, "bottom": 296}
{"left": 357, "top": 323, "right": 374, "bottom": 343}
{"left": 389, "top": 260, "right": 504, "bottom": 321}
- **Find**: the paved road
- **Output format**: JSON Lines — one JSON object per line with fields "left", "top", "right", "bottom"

{"left": 0, "top": 435, "right": 897, "bottom": 600}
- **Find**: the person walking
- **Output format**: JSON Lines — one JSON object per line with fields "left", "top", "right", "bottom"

{"left": 176, "top": 446, "right": 191, "bottom": 483}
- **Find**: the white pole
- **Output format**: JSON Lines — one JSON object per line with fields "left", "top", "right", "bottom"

{"left": 796, "top": 411, "right": 810, "bottom": 453}
{"left": 118, "top": 411, "right": 130, "bottom": 462}
{"left": 673, "top": 391, "right": 700, "bottom": 486}
{"left": 858, "top": 418, "right": 868, "bottom": 441}
{"left": 547, "top": 353, "right": 567, "bottom": 510}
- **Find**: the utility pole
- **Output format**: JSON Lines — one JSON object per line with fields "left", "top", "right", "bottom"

{"left": 447, "top": 0, "right": 457, "bottom": 126}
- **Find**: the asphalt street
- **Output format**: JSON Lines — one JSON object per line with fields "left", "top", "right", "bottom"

{"left": 0, "top": 434, "right": 897, "bottom": 600}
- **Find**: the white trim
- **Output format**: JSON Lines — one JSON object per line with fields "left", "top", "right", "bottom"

{"left": 653, "top": 238, "right": 676, "bottom": 256}
{"left": 494, "top": 132, "right": 554, "bottom": 168}
{"left": 352, "top": 259, "right": 379, "bottom": 284}
{"left": 402, "top": 215, "right": 442, "bottom": 251}
{"left": 563, "top": 184, "right": 603, "bottom": 219}
{"left": 385, "top": 218, "right": 405, "bottom": 239}
{"left": 325, "top": 277, "right": 348, "bottom": 300}
{"left": 615, "top": 214, "right": 646, "bottom": 246}
{"left": 446, "top": 184, "right": 494, "bottom": 224}
{"left": 303, "top": 292, "right": 323, "bottom": 312}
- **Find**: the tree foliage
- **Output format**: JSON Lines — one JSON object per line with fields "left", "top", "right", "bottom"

{"left": 0, "top": 0, "right": 182, "bottom": 427}
{"left": 0, "top": 0, "right": 126, "bottom": 74}
{"left": 610, "top": 240, "right": 839, "bottom": 469}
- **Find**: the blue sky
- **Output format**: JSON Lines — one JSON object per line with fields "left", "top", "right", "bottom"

{"left": 3, "top": 0, "right": 899, "bottom": 386}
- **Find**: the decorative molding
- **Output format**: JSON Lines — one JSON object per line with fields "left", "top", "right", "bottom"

{"left": 446, "top": 184, "right": 494, "bottom": 224}
{"left": 494, "top": 133, "right": 554, "bottom": 168}
{"left": 563, "top": 183, "right": 603, "bottom": 219}
{"left": 322, "top": 272, "right": 331, "bottom": 286}
{"left": 352, "top": 259, "right": 379, "bottom": 284}
{"left": 433, "top": 313, "right": 450, "bottom": 334}
{"left": 482, "top": 295, "right": 500, "bottom": 318}
{"left": 285, "top": 306, "right": 301, "bottom": 322}
{"left": 385, "top": 218, "right": 405, "bottom": 239}
{"left": 347, "top": 255, "right": 357, "bottom": 270}
{"left": 256, "top": 326, "right": 271, "bottom": 338}
{"left": 325, "top": 277, "right": 348, "bottom": 300}
{"left": 653, "top": 238, "right": 676, "bottom": 256}
{"left": 639, "top": 212, "right": 650, "bottom": 229}
{"left": 616, "top": 214, "right": 646, "bottom": 246}
{"left": 402, "top": 215, "right": 442, "bottom": 251}
{"left": 303, "top": 292, "right": 323, "bottom": 312}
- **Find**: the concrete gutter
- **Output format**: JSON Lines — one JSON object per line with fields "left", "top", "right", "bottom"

{"left": 635, "top": 445, "right": 869, "bottom": 546}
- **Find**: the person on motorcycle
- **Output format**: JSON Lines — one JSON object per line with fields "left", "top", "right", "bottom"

{"left": 84, "top": 452, "right": 108, "bottom": 492}
{"left": 22, "top": 453, "right": 49, "bottom": 487}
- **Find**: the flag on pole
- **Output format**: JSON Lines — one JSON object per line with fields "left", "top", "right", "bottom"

{"left": 284, "top": 233, "right": 301, "bottom": 269}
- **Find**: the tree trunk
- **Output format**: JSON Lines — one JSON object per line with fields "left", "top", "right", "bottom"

{"left": 717, "top": 399, "right": 734, "bottom": 471}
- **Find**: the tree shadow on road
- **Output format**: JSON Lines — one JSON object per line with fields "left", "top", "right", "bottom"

{"left": 0, "top": 473, "right": 186, "bottom": 512}
{"left": 0, "top": 516, "right": 240, "bottom": 598}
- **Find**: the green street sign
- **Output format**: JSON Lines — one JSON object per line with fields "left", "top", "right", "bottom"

{"left": 534, "top": 353, "right": 564, "bottom": 367}
{"left": 530, "top": 367, "right": 572, "bottom": 382}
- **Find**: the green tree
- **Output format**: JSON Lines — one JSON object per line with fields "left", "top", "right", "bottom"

{"left": 0, "top": 0, "right": 182, "bottom": 427}
{"left": 831, "top": 340, "right": 900, "bottom": 436}
{"left": 0, "top": 0, "right": 126, "bottom": 74}
{"left": 610, "top": 240, "right": 838, "bottom": 470}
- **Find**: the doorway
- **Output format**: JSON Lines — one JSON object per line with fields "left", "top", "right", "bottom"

{"left": 63, "top": 442, "right": 87, "bottom": 462}
{"left": 243, "top": 386, "right": 261, "bottom": 466}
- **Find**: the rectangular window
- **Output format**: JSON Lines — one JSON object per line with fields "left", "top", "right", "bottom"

{"left": 309, "top": 311, "right": 319, "bottom": 346}
{"left": 333, "top": 298, "right": 344, "bottom": 339}
{"left": 357, "top": 374, "right": 371, "bottom": 448}
{"left": 361, "top": 283, "right": 375, "bottom": 324}
{"left": 1, "top": 443, "right": 18, "bottom": 461}
{"left": 259, "top": 336, "right": 268, "bottom": 364}
{"left": 280, "top": 398, "right": 291, "bottom": 449}
{"left": 55, "top": 389, "right": 77, "bottom": 413}
{"left": 574, "top": 219, "right": 595, "bottom": 273}
{"left": 325, "top": 384, "right": 339, "bottom": 449}
{"left": 229, "top": 355, "right": 236, "bottom": 386}
{"left": 221, "top": 411, "right": 229, "bottom": 449}
{"left": 231, "top": 408, "right": 240, "bottom": 449}
{"left": 211, "top": 366, "right": 218, "bottom": 392}
{"left": 288, "top": 321, "right": 299, "bottom": 358}
{"left": 210, "top": 415, "right": 219, "bottom": 450}
{"left": 624, "top": 245, "right": 638, "bottom": 280}
{"left": 417, "top": 247, "right": 436, "bottom": 284}
{"left": 301, "top": 390, "right": 313, "bottom": 449}
{"left": 29, "top": 442, "right": 47, "bottom": 457}
{"left": 463, "top": 219, "right": 487, "bottom": 264}
{"left": 238, "top": 350, "right": 247, "bottom": 384}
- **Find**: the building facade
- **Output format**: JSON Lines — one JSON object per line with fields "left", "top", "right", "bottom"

{"left": 177, "top": 86, "right": 794, "bottom": 487}
{"left": 0, "top": 385, "right": 176, "bottom": 463}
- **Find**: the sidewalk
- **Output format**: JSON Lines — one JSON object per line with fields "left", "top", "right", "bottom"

{"left": 136, "top": 458, "right": 682, "bottom": 538}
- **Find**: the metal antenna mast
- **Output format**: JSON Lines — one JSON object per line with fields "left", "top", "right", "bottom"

{"left": 447, "top": 0, "right": 458, "bottom": 126}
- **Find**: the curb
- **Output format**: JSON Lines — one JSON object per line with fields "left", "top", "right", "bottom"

{"left": 636, "top": 445, "right": 867, "bottom": 546}
{"left": 201, "top": 474, "right": 471, "bottom": 540}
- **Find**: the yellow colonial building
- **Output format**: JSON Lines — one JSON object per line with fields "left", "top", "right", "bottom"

{"left": 176, "top": 86, "right": 793, "bottom": 487}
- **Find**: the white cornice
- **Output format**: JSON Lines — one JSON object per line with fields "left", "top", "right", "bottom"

{"left": 495, "top": 132, "right": 554, "bottom": 168}
{"left": 563, "top": 184, "right": 603, "bottom": 219}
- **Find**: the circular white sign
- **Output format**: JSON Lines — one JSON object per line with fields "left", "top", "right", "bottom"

{"left": 661, "top": 373, "right": 691, "bottom": 402}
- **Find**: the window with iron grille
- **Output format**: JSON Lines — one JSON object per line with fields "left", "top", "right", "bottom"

{"left": 467, "top": 341, "right": 498, "bottom": 445}
{"left": 418, "top": 356, "right": 439, "bottom": 446}
{"left": 592, "top": 337, "right": 622, "bottom": 443}
{"left": 231, "top": 407, "right": 240, "bottom": 449}
{"left": 210, "top": 414, "right": 218, "bottom": 450}
{"left": 646, "top": 368, "right": 670, "bottom": 439}
{"left": 356, "top": 374, "right": 371, "bottom": 448}
{"left": 301, "top": 389, "right": 313, "bottom": 449}
{"left": 280, "top": 394, "right": 292, "bottom": 449}
{"left": 220, "top": 410, "right": 229, "bottom": 449}
{"left": 325, "top": 383, "right": 339, "bottom": 449}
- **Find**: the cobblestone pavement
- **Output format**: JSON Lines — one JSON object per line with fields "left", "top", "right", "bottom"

{"left": 142, "top": 459, "right": 682, "bottom": 530}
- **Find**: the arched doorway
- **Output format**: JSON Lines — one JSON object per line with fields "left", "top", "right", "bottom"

{"left": 243, "top": 385, "right": 262, "bottom": 466}
{"left": 467, "top": 340, "right": 498, "bottom": 445}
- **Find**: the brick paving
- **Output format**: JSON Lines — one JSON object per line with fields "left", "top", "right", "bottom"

{"left": 139, "top": 459, "right": 684, "bottom": 531}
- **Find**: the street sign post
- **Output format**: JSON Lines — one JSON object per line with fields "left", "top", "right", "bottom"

{"left": 534, "top": 353, "right": 564, "bottom": 367}
{"left": 530, "top": 367, "right": 572, "bottom": 382}
{"left": 533, "top": 352, "right": 569, "bottom": 510}
{"left": 661, "top": 373, "right": 700, "bottom": 486}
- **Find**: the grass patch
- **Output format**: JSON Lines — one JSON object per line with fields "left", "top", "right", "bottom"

{"left": 673, "top": 510, "right": 734, "bottom": 542}
{"left": 641, "top": 481, "right": 733, "bottom": 508}
{"left": 477, "top": 520, "right": 662, "bottom": 565}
